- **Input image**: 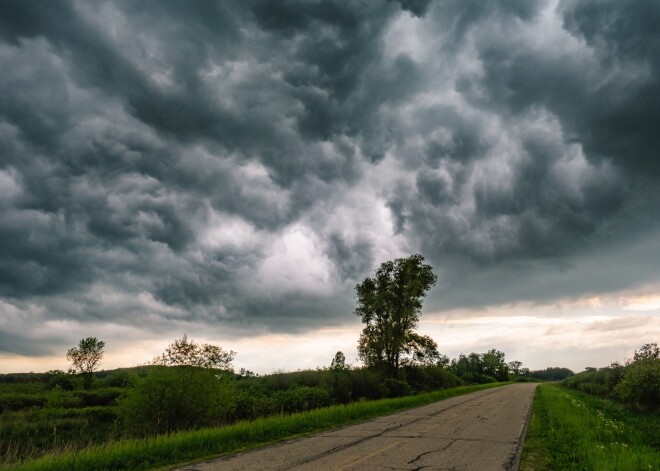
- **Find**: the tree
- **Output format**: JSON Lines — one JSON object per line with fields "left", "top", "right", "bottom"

{"left": 355, "top": 254, "right": 438, "bottom": 378}
{"left": 630, "top": 343, "right": 659, "bottom": 364}
{"left": 330, "top": 351, "right": 347, "bottom": 371}
{"left": 481, "top": 349, "right": 509, "bottom": 381}
{"left": 449, "top": 350, "right": 510, "bottom": 383}
{"left": 508, "top": 360, "right": 523, "bottom": 376}
{"left": 66, "top": 337, "right": 105, "bottom": 389}
{"left": 152, "top": 334, "right": 235, "bottom": 371}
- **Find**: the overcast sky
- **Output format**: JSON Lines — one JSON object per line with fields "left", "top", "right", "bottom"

{"left": 1, "top": 0, "right": 659, "bottom": 375}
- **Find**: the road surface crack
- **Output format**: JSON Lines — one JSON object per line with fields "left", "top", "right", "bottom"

{"left": 407, "top": 439, "right": 455, "bottom": 470}
{"left": 278, "top": 388, "right": 507, "bottom": 470}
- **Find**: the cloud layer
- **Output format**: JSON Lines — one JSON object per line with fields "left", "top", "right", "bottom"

{"left": 1, "top": 0, "right": 659, "bottom": 359}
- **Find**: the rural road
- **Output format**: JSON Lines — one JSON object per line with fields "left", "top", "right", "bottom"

{"left": 176, "top": 383, "right": 537, "bottom": 471}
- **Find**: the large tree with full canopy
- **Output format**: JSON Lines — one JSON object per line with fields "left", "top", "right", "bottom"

{"left": 355, "top": 254, "right": 439, "bottom": 378}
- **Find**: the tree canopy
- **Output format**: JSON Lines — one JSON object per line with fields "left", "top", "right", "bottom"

{"left": 355, "top": 254, "right": 438, "bottom": 378}
{"left": 66, "top": 337, "right": 105, "bottom": 389}
{"left": 152, "top": 334, "right": 236, "bottom": 371}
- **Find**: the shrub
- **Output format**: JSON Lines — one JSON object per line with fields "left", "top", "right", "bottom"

{"left": 615, "top": 358, "right": 660, "bottom": 411}
{"left": 74, "top": 388, "right": 124, "bottom": 407}
{"left": 47, "top": 374, "right": 76, "bottom": 391}
{"left": 402, "top": 365, "right": 462, "bottom": 392}
{"left": 382, "top": 378, "right": 411, "bottom": 398}
{"left": 45, "top": 385, "right": 82, "bottom": 408}
{"left": 102, "top": 370, "right": 138, "bottom": 388}
{"left": 272, "top": 386, "right": 332, "bottom": 413}
{"left": 349, "top": 368, "right": 386, "bottom": 400}
{"left": 117, "top": 366, "right": 235, "bottom": 436}
{"left": 0, "top": 393, "right": 46, "bottom": 412}
{"left": 232, "top": 389, "right": 277, "bottom": 420}
{"left": 576, "top": 382, "right": 609, "bottom": 397}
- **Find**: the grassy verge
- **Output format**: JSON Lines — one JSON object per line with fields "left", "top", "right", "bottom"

{"left": 2, "top": 382, "right": 507, "bottom": 471}
{"left": 520, "top": 383, "right": 660, "bottom": 471}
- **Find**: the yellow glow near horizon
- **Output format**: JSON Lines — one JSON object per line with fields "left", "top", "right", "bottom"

{"left": 1, "top": 289, "right": 658, "bottom": 375}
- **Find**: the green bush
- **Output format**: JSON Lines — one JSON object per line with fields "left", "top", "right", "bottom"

{"left": 0, "top": 393, "right": 46, "bottom": 412}
{"left": 381, "top": 378, "right": 411, "bottom": 398}
{"left": 74, "top": 388, "right": 124, "bottom": 407}
{"left": 47, "top": 374, "right": 76, "bottom": 391}
{"left": 615, "top": 358, "right": 660, "bottom": 411}
{"left": 349, "top": 368, "right": 387, "bottom": 400}
{"left": 576, "top": 382, "right": 609, "bottom": 397}
{"left": 117, "top": 366, "right": 235, "bottom": 437}
{"left": 45, "top": 385, "right": 82, "bottom": 409}
{"left": 232, "top": 389, "right": 277, "bottom": 420}
{"left": 402, "top": 365, "right": 461, "bottom": 392}
{"left": 272, "top": 386, "right": 332, "bottom": 413}
{"left": 102, "top": 370, "right": 138, "bottom": 388}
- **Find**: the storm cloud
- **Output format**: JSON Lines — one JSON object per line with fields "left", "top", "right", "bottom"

{"left": 1, "top": 0, "right": 659, "bottom": 359}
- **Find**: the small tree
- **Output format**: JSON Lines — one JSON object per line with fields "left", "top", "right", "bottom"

{"left": 331, "top": 351, "right": 347, "bottom": 371}
{"left": 152, "top": 334, "right": 235, "bottom": 371}
{"left": 481, "top": 349, "right": 509, "bottom": 381}
{"left": 508, "top": 360, "right": 523, "bottom": 376}
{"left": 355, "top": 254, "right": 438, "bottom": 378}
{"left": 66, "top": 337, "right": 105, "bottom": 389}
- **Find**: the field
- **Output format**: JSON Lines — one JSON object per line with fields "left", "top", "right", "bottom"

{"left": 520, "top": 383, "right": 660, "bottom": 470}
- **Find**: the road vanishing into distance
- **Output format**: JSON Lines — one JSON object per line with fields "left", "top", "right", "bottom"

{"left": 176, "top": 383, "right": 537, "bottom": 471}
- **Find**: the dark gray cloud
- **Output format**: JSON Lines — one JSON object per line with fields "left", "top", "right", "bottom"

{"left": 1, "top": 0, "right": 659, "bottom": 358}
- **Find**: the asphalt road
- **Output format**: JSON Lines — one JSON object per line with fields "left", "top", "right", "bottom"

{"left": 175, "top": 383, "right": 537, "bottom": 471}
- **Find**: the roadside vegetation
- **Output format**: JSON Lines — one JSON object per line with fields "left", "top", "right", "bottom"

{"left": 563, "top": 343, "right": 660, "bottom": 411}
{"left": 521, "top": 383, "right": 660, "bottom": 470}
{"left": 521, "top": 343, "right": 660, "bottom": 470}
{"left": 1, "top": 382, "right": 508, "bottom": 471}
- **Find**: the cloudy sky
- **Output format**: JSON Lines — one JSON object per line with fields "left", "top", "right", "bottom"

{"left": 1, "top": 0, "right": 659, "bottom": 375}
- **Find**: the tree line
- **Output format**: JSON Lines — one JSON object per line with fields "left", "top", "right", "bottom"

{"left": 41, "top": 255, "right": 536, "bottom": 437}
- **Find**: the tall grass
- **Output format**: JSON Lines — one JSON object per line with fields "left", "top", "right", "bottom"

{"left": 520, "top": 383, "right": 660, "bottom": 471}
{"left": 2, "top": 383, "right": 507, "bottom": 471}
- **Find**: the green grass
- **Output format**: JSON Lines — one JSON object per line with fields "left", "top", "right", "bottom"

{"left": 1, "top": 382, "right": 508, "bottom": 471}
{"left": 520, "top": 383, "right": 660, "bottom": 471}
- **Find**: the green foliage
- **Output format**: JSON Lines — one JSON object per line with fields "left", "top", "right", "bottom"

{"left": 614, "top": 358, "right": 660, "bottom": 411}
{"left": 449, "top": 350, "right": 510, "bottom": 383}
{"left": 401, "top": 365, "right": 462, "bottom": 392}
{"left": 330, "top": 351, "right": 347, "bottom": 371}
{"left": 355, "top": 254, "right": 438, "bottom": 378}
{"left": 0, "top": 393, "right": 47, "bottom": 412}
{"left": 47, "top": 374, "right": 75, "bottom": 391}
{"left": 563, "top": 343, "right": 660, "bottom": 411}
{"left": 74, "top": 388, "right": 124, "bottom": 408}
{"left": 151, "top": 334, "right": 235, "bottom": 371}
{"left": 381, "top": 378, "right": 411, "bottom": 398}
{"left": 525, "top": 367, "right": 575, "bottom": 381}
{"left": 101, "top": 370, "right": 137, "bottom": 388}
{"left": 66, "top": 337, "right": 105, "bottom": 389}
{"left": 117, "top": 366, "right": 234, "bottom": 437}
{"left": 0, "top": 406, "right": 119, "bottom": 464}
{"left": 272, "top": 386, "right": 332, "bottom": 413}
{"left": 45, "top": 385, "right": 66, "bottom": 409}
{"left": 520, "top": 384, "right": 660, "bottom": 471}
